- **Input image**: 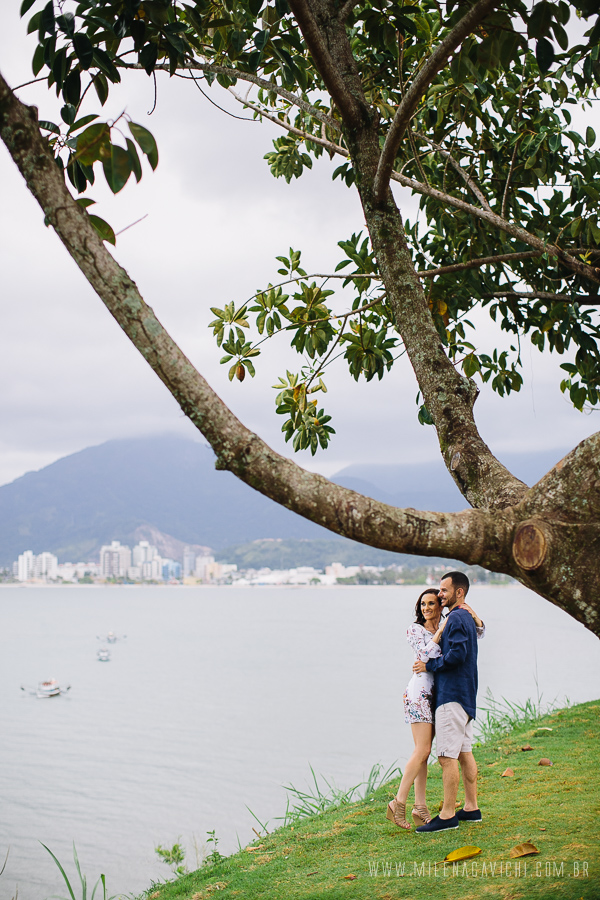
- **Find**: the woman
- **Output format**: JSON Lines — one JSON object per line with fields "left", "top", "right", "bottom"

{"left": 386, "top": 589, "right": 485, "bottom": 830}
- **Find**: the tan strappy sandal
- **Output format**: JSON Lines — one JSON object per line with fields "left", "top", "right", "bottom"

{"left": 412, "top": 805, "right": 432, "bottom": 827}
{"left": 386, "top": 799, "right": 411, "bottom": 830}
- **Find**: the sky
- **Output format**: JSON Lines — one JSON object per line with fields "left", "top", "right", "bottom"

{"left": 1, "top": 3, "right": 599, "bottom": 488}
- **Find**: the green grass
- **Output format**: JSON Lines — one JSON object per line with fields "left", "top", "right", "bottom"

{"left": 140, "top": 700, "right": 600, "bottom": 900}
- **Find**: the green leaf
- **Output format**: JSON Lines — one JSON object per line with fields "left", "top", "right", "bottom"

{"left": 76, "top": 122, "right": 111, "bottom": 165}
{"left": 20, "top": 0, "right": 37, "bottom": 16}
{"left": 128, "top": 122, "right": 159, "bottom": 169}
{"left": 67, "top": 114, "right": 99, "bottom": 135}
{"left": 528, "top": 1, "right": 553, "bottom": 39}
{"left": 40, "top": 0, "right": 55, "bottom": 36}
{"left": 102, "top": 145, "right": 133, "bottom": 193}
{"left": 139, "top": 42, "right": 158, "bottom": 75}
{"left": 93, "top": 73, "right": 109, "bottom": 106}
{"left": 586, "top": 126, "right": 596, "bottom": 147}
{"left": 89, "top": 215, "right": 116, "bottom": 245}
{"left": 75, "top": 197, "right": 96, "bottom": 208}
{"left": 26, "top": 11, "right": 41, "bottom": 35}
{"left": 63, "top": 69, "right": 81, "bottom": 105}
{"left": 536, "top": 38, "right": 555, "bottom": 73}
{"left": 32, "top": 41, "right": 45, "bottom": 75}
{"left": 73, "top": 33, "right": 94, "bottom": 70}
{"left": 126, "top": 138, "right": 142, "bottom": 183}
{"left": 38, "top": 120, "right": 61, "bottom": 135}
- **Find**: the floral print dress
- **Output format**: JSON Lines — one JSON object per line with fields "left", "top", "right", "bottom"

{"left": 403, "top": 623, "right": 442, "bottom": 724}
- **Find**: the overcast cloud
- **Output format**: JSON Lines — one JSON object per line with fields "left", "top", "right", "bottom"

{"left": 1, "top": 4, "right": 599, "bottom": 488}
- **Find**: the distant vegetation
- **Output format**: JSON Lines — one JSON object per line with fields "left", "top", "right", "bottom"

{"left": 216, "top": 538, "right": 513, "bottom": 585}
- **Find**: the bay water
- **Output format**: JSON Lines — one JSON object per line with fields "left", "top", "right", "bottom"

{"left": 0, "top": 584, "right": 599, "bottom": 898}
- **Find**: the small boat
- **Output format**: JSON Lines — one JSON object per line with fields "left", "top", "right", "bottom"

{"left": 97, "top": 647, "right": 111, "bottom": 662}
{"left": 21, "top": 679, "right": 71, "bottom": 698}
{"left": 97, "top": 631, "right": 125, "bottom": 643}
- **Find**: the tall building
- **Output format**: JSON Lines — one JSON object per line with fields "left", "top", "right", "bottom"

{"left": 17, "top": 550, "right": 35, "bottom": 582}
{"left": 132, "top": 540, "right": 158, "bottom": 567}
{"left": 162, "top": 559, "right": 182, "bottom": 581}
{"left": 194, "top": 555, "right": 216, "bottom": 582}
{"left": 100, "top": 541, "right": 132, "bottom": 578}
{"left": 183, "top": 546, "right": 196, "bottom": 578}
{"left": 33, "top": 552, "right": 58, "bottom": 580}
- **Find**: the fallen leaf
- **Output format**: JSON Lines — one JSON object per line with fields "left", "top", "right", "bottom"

{"left": 521, "top": 744, "right": 533, "bottom": 751}
{"left": 444, "top": 846, "right": 482, "bottom": 863}
{"left": 538, "top": 758, "right": 553, "bottom": 766}
{"left": 307, "top": 871, "right": 318, "bottom": 876}
{"left": 501, "top": 768, "right": 515, "bottom": 777}
{"left": 510, "top": 842, "right": 539, "bottom": 858}
{"left": 540, "top": 828, "right": 546, "bottom": 832}
{"left": 344, "top": 874, "right": 358, "bottom": 880}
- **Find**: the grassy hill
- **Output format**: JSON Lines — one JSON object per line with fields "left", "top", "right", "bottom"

{"left": 140, "top": 700, "right": 599, "bottom": 900}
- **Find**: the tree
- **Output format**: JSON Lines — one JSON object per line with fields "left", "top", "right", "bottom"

{"left": 1, "top": 0, "right": 600, "bottom": 635}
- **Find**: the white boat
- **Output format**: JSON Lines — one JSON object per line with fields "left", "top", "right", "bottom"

{"left": 106, "top": 631, "right": 117, "bottom": 643}
{"left": 24, "top": 679, "right": 70, "bottom": 698}
{"left": 97, "top": 647, "right": 111, "bottom": 662}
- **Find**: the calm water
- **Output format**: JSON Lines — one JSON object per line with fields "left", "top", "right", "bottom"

{"left": 0, "top": 584, "right": 599, "bottom": 898}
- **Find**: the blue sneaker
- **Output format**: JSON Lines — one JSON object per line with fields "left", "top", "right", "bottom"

{"left": 415, "top": 815, "right": 459, "bottom": 833}
{"left": 457, "top": 808, "right": 482, "bottom": 823}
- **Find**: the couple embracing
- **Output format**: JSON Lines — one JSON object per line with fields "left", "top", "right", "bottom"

{"left": 386, "top": 571, "right": 484, "bottom": 833}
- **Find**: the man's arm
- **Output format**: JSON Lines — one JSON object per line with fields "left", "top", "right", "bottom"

{"left": 425, "top": 616, "right": 469, "bottom": 673}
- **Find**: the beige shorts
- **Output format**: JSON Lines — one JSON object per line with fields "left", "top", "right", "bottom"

{"left": 435, "top": 702, "right": 474, "bottom": 758}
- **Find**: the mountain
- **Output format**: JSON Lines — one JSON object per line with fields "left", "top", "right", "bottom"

{"left": 0, "top": 436, "right": 331, "bottom": 565}
{"left": 334, "top": 448, "right": 570, "bottom": 512}
{"left": 0, "top": 435, "right": 571, "bottom": 567}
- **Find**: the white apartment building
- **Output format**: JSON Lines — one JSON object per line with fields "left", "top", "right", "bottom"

{"left": 130, "top": 541, "right": 163, "bottom": 580}
{"left": 16, "top": 550, "right": 59, "bottom": 581}
{"left": 33, "top": 552, "right": 58, "bottom": 580}
{"left": 17, "top": 550, "right": 35, "bottom": 582}
{"left": 99, "top": 541, "right": 132, "bottom": 578}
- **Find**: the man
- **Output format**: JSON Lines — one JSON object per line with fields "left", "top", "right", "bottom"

{"left": 412, "top": 571, "right": 484, "bottom": 832}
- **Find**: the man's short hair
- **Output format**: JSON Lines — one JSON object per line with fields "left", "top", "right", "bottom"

{"left": 442, "top": 570, "right": 470, "bottom": 597}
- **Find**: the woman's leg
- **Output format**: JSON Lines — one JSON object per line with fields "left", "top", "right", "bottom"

{"left": 395, "top": 723, "right": 433, "bottom": 805}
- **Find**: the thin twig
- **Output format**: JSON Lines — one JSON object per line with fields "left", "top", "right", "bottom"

{"left": 415, "top": 132, "right": 491, "bottom": 211}
{"left": 124, "top": 60, "right": 340, "bottom": 130}
{"left": 228, "top": 88, "right": 349, "bottom": 158}
{"left": 421, "top": 251, "right": 543, "bottom": 277}
{"left": 482, "top": 291, "right": 600, "bottom": 303}
{"left": 502, "top": 81, "right": 525, "bottom": 220}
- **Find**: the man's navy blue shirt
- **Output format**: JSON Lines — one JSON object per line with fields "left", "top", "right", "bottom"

{"left": 425, "top": 606, "right": 478, "bottom": 719}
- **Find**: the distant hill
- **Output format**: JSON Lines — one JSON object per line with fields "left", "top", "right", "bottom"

{"left": 334, "top": 448, "right": 570, "bottom": 512}
{"left": 215, "top": 538, "right": 457, "bottom": 570}
{"left": 0, "top": 436, "right": 332, "bottom": 565}
{"left": 0, "top": 435, "right": 571, "bottom": 567}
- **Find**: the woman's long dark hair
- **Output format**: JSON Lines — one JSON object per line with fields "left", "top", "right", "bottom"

{"left": 414, "top": 588, "right": 442, "bottom": 625}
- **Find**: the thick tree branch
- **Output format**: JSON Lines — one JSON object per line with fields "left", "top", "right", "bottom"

{"left": 287, "top": 0, "right": 369, "bottom": 128}
{"left": 0, "top": 69, "right": 514, "bottom": 571}
{"left": 373, "top": 0, "right": 500, "bottom": 205}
